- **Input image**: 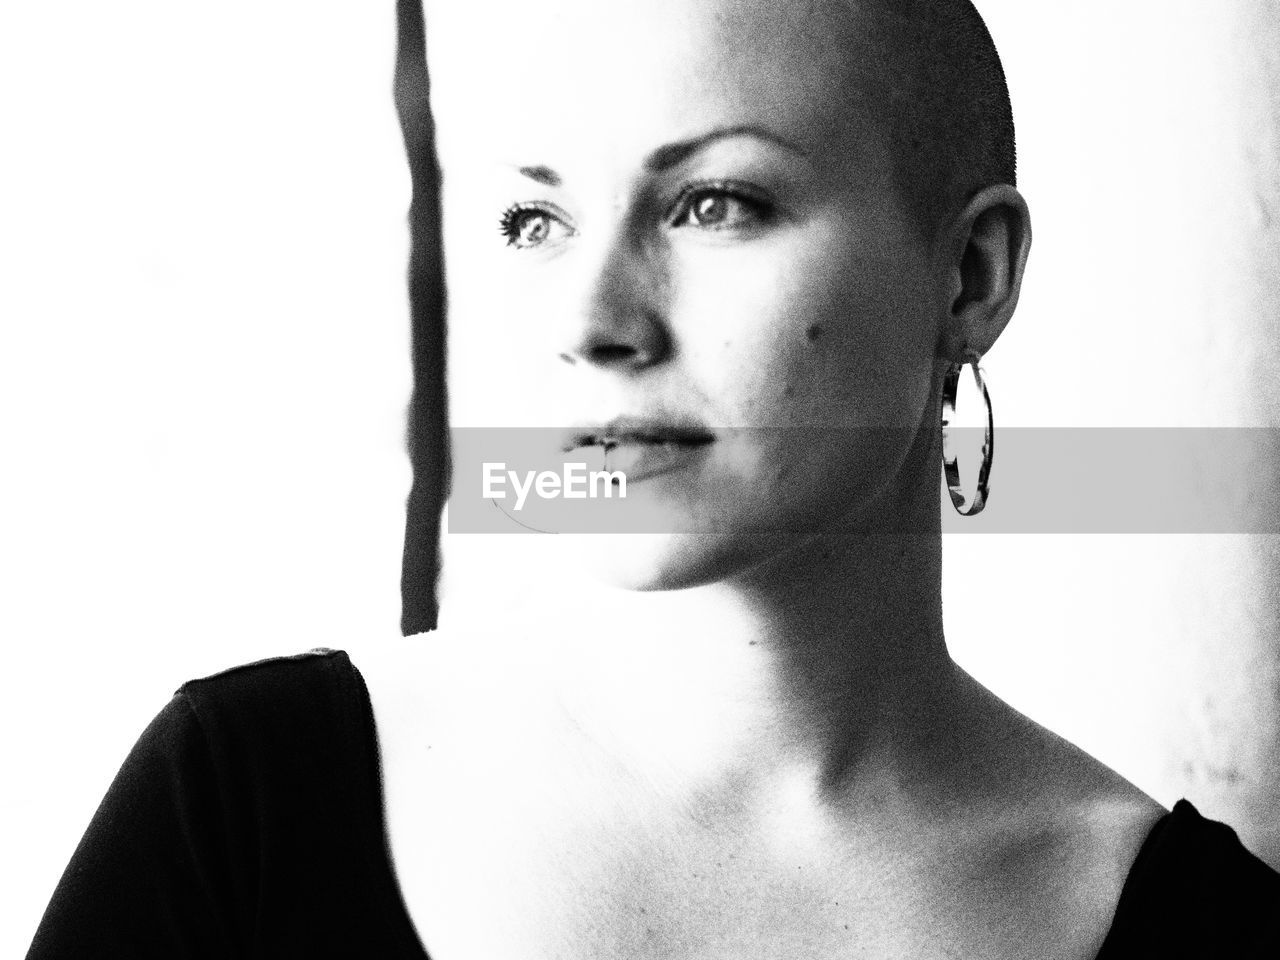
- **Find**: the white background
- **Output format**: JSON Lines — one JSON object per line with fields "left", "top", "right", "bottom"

{"left": 2, "top": 1, "right": 1278, "bottom": 953}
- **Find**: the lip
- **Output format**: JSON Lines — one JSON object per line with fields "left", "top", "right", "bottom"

{"left": 561, "top": 415, "right": 716, "bottom": 483}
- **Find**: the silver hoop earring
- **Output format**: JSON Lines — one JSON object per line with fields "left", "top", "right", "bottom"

{"left": 941, "top": 354, "right": 993, "bottom": 517}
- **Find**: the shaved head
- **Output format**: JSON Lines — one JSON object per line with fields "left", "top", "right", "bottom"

{"left": 852, "top": 0, "right": 1017, "bottom": 238}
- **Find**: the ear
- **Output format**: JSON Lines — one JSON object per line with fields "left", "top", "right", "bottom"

{"left": 939, "top": 184, "right": 1032, "bottom": 362}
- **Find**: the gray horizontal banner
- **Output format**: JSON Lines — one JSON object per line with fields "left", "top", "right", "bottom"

{"left": 443, "top": 428, "right": 1280, "bottom": 534}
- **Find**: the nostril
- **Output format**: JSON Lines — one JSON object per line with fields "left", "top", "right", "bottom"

{"left": 562, "top": 301, "right": 671, "bottom": 370}
{"left": 587, "top": 343, "right": 639, "bottom": 365}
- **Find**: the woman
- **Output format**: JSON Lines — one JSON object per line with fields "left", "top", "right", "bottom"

{"left": 26, "top": 0, "right": 1280, "bottom": 957}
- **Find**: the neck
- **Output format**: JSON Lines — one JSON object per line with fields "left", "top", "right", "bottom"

{"left": 436, "top": 475, "right": 969, "bottom": 826}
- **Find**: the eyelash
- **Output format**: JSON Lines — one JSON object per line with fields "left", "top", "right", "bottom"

{"left": 497, "top": 202, "right": 570, "bottom": 247}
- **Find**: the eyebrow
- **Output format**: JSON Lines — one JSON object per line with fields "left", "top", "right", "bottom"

{"left": 643, "top": 125, "right": 810, "bottom": 172}
{"left": 517, "top": 165, "right": 561, "bottom": 187}
{"left": 513, "top": 125, "right": 809, "bottom": 187}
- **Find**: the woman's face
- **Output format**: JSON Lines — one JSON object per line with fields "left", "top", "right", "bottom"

{"left": 428, "top": 0, "right": 949, "bottom": 588}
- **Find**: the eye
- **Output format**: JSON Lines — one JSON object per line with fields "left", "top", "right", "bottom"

{"left": 498, "top": 204, "right": 574, "bottom": 249}
{"left": 669, "top": 183, "right": 773, "bottom": 231}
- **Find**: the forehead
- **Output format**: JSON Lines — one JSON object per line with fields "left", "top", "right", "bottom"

{"left": 422, "top": 0, "right": 903, "bottom": 171}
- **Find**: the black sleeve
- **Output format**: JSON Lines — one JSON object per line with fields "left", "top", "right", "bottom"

{"left": 1096, "top": 799, "right": 1280, "bottom": 958}
{"left": 25, "top": 694, "right": 247, "bottom": 959}
{"left": 26, "top": 650, "right": 429, "bottom": 959}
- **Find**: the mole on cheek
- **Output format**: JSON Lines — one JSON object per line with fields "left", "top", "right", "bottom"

{"left": 805, "top": 324, "right": 823, "bottom": 343}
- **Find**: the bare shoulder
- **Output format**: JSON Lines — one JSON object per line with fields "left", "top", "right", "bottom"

{"left": 346, "top": 623, "right": 564, "bottom": 766}
{"left": 1001, "top": 697, "right": 1168, "bottom": 849}
{"left": 954, "top": 674, "right": 1168, "bottom": 956}
{"left": 1035, "top": 724, "right": 1168, "bottom": 915}
{"left": 1007, "top": 756, "right": 1166, "bottom": 958}
{"left": 954, "top": 664, "right": 1166, "bottom": 825}
{"left": 347, "top": 627, "right": 514, "bottom": 729}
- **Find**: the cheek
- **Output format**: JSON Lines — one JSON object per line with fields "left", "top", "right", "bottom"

{"left": 672, "top": 239, "right": 936, "bottom": 429}
{"left": 439, "top": 238, "right": 565, "bottom": 425}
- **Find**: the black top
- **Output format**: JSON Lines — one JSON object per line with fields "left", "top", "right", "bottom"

{"left": 25, "top": 649, "right": 1280, "bottom": 958}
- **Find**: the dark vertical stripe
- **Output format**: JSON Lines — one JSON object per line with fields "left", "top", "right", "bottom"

{"left": 395, "top": 0, "right": 448, "bottom": 635}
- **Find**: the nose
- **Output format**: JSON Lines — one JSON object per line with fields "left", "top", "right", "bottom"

{"left": 558, "top": 228, "right": 672, "bottom": 371}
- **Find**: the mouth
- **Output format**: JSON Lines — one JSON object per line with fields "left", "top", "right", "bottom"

{"left": 561, "top": 416, "right": 716, "bottom": 483}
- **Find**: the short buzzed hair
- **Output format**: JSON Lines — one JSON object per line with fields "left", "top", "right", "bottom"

{"left": 860, "top": 0, "right": 1017, "bottom": 239}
